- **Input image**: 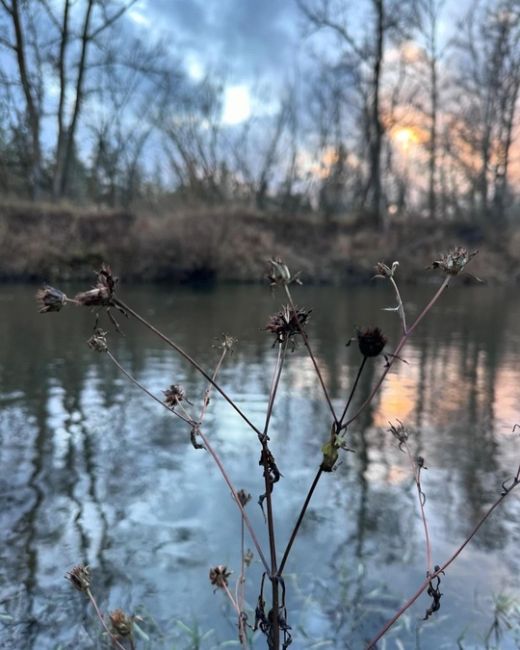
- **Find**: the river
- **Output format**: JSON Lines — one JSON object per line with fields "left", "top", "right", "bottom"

{"left": 1, "top": 281, "right": 520, "bottom": 649}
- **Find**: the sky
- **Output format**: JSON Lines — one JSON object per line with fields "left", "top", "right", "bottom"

{"left": 126, "top": 0, "right": 303, "bottom": 124}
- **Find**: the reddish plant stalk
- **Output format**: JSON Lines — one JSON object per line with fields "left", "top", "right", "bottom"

{"left": 283, "top": 285, "right": 339, "bottom": 426}
{"left": 279, "top": 277, "right": 451, "bottom": 574}
{"left": 366, "top": 472, "right": 520, "bottom": 648}
{"left": 85, "top": 589, "right": 127, "bottom": 650}
{"left": 114, "top": 297, "right": 263, "bottom": 437}
{"left": 344, "top": 276, "right": 450, "bottom": 430}
{"left": 261, "top": 341, "right": 288, "bottom": 650}
{"left": 105, "top": 348, "right": 271, "bottom": 574}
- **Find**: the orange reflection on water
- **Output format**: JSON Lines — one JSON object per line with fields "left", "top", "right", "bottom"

{"left": 373, "top": 370, "right": 418, "bottom": 428}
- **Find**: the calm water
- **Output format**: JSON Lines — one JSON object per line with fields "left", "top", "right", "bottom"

{"left": 1, "top": 282, "right": 520, "bottom": 650}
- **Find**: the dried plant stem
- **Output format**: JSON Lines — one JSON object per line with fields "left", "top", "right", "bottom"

{"left": 105, "top": 348, "right": 271, "bottom": 574}
{"left": 261, "top": 342, "right": 288, "bottom": 650}
{"left": 113, "top": 297, "right": 263, "bottom": 437}
{"left": 338, "top": 356, "right": 368, "bottom": 426}
{"left": 387, "top": 276, "right": 407, "bottom": 335}
{"left": 185, "top": 426, "right": 271, "bottom": 574}
{"left": 344, "top": 276, "right": 450, "bottom": 430}
{"left": 106, "top": 351, "right": 193, "bottom": 427}
{"left": 199, "top": 348, "right": 227, "bottom": 424}
{"left": 405, "top": 444, "right": 432, "bottom": 574}
{"left": 235, "top": 516, "right": 248, "bottom": 648}
{"left": 85, "top": 588, "right": 127, "bottom": 650}
{"left": 280, "top": 278, "right": 450, "bottom": 575}
{"left": 222, "top": 583, "right": 242, "bottom": 617}
{"left": 278, "top": 468, "right": 322, "bottom": 576}
{"left": 283, "top": 285, "right": 339, "bottom": 426}
{"left": 366, "top": 475, "right": 520, "bottom": 649}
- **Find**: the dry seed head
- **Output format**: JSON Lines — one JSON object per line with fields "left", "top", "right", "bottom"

{"left": 430, "top": 247, "right": 478, "bottom": 275}
{"left": 87, "top": 329, "right": 108, "bottom": 353}
{"left": 66, "top": 564, "right": 90, "bottom": 592}
{"left": 357, "top": 327, "right": 387, "bottom": 358}
{"left": 209, "top": 565, "right": 232, "bottom": 589}
{"left": 214, "top": 334, "right": 237, "bottom": 352}
{"left": 109, "top": 609, "right": 133, "bottom": 638}
{"left": 237, "top": 489, "right": 251, "bottom": 507}
{"left": 374, "top": 261, "right": 399, "bottom": 279}
{"left": 36, "top": 285, "right": 67, "bottom": 313}
{"left": 265, "top": 305, "right": 311, "bottom": 346}
{"left": 74, "top": 263, "right": 118, "bottom": 307}
{"left": 163, "top": 384, "right": 186, "bottom": 407}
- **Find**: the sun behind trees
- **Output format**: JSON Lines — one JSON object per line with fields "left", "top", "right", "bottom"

{"left": 0, "top": 1, "right": 519, "bottom": 222}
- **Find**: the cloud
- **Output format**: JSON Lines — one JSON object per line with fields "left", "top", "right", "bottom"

{"left": 140, "top": 0, "right": 299, "bottom": 85}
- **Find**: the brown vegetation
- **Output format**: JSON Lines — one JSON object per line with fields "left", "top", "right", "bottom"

{"left": 1, "top": 201, "right": 519, "bottom": 284}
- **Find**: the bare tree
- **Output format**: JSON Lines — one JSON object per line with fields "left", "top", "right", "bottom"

{"left": 298, "top": 0, "right": 413, "bottom": 225}
{"left": 451, "top": 0, "right": 520, "bottom": 218}
{"left": 414, "top": 0, "right": 446, "bottom": 219}
{"left": 40, "top": 0, "right": 138, "bottom": 198}
{"left": 0, "top": 0, "right": 45, "bottom": 197}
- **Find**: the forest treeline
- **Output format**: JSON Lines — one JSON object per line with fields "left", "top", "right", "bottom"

{"left": 0, "top": 0, "right": 519, "bottom": 229}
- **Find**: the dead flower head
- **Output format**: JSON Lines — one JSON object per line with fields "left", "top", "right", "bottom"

{"left": 237, "top": 489, "right": 251, "bottom": 507}
{"left": 265, "top": 305, "right": 311, "bottom": 347}
{"left": 374, "top": 261, "right": 399, "bottom": 279}
{"left": 87, "top": 329, "right": 108, "bottom": 353}
{"left": 36, "top": 285, "right": 67, "bottom": 313}
{"left": 66, "top": 564, "right": 90, "bottom": 592}
{"left": 214, "top": 334, "right": 237, "bottom": 352}
{"left": 163, "top": 384, "right": 186, "bottom": 407}
{"left": 74, "top": 263, "right": 118, "bottom": 307}
{"left": 429, "top": 247, "right": 478, "bottom": 275}
{"left": 357, "top": 327, "right": 387, "bottom": 358}
{"left": 109, "top": 609, "right": 133, "bottom": 638}
{"left": 209, "top": 565, "right": 232, "bottom": 589}
{"left": 267, "top": 257, "right": 302, "bottom": 287}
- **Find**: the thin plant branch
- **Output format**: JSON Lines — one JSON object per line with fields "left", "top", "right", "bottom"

{"left": 106, "top": 351, "right": 193, "bottom": 427}
{"left": 343, "top": 276, "right": 450, "bottom": 430}
{"left": 366, "top": 467, "right": 520, "bottom": 649}
{"left": 260, "top": 340, "right": 288, "bottom": 650}
{"left": 280, "top": 277, "right": 451, "bottom": 575}
{"left": 86, "top": 588, "right": 127, "bottom": 650}
{"left": 338, "top": 355, "right": 368, "bottom": 426}
{"left": 278, "top": 467, "right": 322, "bottom": 576}
{"left": 113, "top": 297, "right": 263, "bottom": 437}
{"left": 388, "top": 275, "right": 408, "bottom": 335}
{"left": 404, "top": 442, "right": 432, "bottom": 574}
{"left": 105, "top": 347, "right": 271, "bottom": 574}
{"left": 283, "top": 285, "right": 339, "bottom": 426}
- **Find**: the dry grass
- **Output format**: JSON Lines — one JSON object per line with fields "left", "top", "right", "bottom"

{"left": 0, "top": 201, "right": 518, "bottom": 283}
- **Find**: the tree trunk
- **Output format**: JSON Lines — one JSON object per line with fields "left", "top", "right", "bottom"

{"left": 10, "top": 0, "right": 42, "bottom": 198}
{"left": 368, "top": 0, "right": 384, "bottom": 226}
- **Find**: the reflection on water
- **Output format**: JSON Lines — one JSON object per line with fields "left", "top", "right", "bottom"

{"left": 1, "top": 283, "right": 520, "bottom": 648}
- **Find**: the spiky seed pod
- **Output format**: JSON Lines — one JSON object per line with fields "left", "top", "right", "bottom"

{"left": 209, "top": 565, "right": 232, "bottom": 589}
{"left": 87, "top": 329, "right": 108, "bottom": 353}
{"left": 237, "top": 489, "right": 251, "bottom": 507}
{"left": 163, "top": 384, "right": 186, "bottom": 407}
{"left": 66, "top": 564, "right": 91, "bottom": 592}
{"left": 357, "top": 327, "right": 387, "bottom": 358}
{"left": 36, "top": 286, "right": 67, "bottom": 313}
{"left": 74, "top": 263, "right": 118, "bottom": 307}
{"left": 109, "top": 609, "right": 133, "bottom": 638}
{"left": 430, "top": 247, "right": 478, "bottom": 275}
{"left": 265, "top": 305, "right": 311, "bottom": 346}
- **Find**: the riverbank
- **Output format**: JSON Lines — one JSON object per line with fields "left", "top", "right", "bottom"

{"left": 0, "top": 201, "right": 517, "bottom": 284}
